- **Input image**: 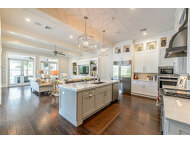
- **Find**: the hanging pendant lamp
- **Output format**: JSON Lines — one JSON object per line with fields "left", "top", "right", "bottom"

{"left": 98, "top": 30, "right": 108, "bottom": 56}
{"left": 78, "top": 16, "right": 94, "bottom": 49}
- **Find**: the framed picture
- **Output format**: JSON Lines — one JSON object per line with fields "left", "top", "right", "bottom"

{"left": 146, "top": 41, "right": 157, "bottom": 50}
{"left": 115, "top": 47, "right": 121, "bottom": 54}
{"left": 177, "top": 75, "right": 187, "bottom": 88}
{"left": 135, "top": 44, "right": 143, "bottom": 52}
{"left": 123, "top": 45, "right": 130, "bottom": 53}
{"left": 161, "top": 37, "right": 167, "bottom": 47}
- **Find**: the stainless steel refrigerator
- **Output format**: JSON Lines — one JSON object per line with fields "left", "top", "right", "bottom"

{"left": 113, "top": 60, "right": 131, "bottom": 94}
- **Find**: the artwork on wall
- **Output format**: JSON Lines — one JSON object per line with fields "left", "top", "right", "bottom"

{"left": 161, "top": 37, "right": 167, "bottom": 47}
{"left": 146, "top": 41, "right": 157, "bottom": 50}
{"left": 115, "top": 47, "right": 121, "bottom": 54}
{"left": 123, "top": 45, "right": 130, "bottom": 53}
{"left": 135, "top": 44, "right": 143, "bottom": 52}
{"left": 177, "top": 75, "right": 187, "bottom": 88}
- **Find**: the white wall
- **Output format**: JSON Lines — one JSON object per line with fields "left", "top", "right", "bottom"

{"left": 187, "top": 9, "right": 190, "bottom": 74}
{"left": 1, "top": 45, "right": 69, "bottom": 87}
{"left": 0, "top": 17, "right": 2, "bottom": 87}
{"left": 69, "top": 48, "right": 113, "bottom": 80}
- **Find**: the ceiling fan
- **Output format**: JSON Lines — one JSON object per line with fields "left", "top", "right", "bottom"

{"left": 53, "top": 45, "right": 66, "bottom": 56}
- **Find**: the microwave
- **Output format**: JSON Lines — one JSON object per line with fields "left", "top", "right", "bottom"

{"left": 158, "top": 66, "right": 174, "bottom": 76}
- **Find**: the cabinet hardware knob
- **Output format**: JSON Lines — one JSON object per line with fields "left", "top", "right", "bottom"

{"left": 89, "top": 94, "right": 93, "bottom": 97}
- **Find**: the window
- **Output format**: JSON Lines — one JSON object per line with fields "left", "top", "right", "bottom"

{"left": 40, "top": 57, "right": 58, "bottom": 74}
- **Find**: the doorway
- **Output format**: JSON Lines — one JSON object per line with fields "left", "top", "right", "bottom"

{"left": 9, "top": 59, "right": 34, "bottom": 86}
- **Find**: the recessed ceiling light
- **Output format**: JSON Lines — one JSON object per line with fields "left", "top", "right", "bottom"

{"left": 143, "top": 32, "right": 147, "bottom": 35}
{"left": 25, "top": 18, "right": 31, "bottom": 22}
{"left": 70, "top": 35, "right": 73, "bottom": 39}
{"left": 94, "top": 45, "right": 97, "bottom": 48}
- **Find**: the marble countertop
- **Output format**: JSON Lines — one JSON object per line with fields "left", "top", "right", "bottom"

{"left": 163, "top": 96, "right": 190, "bottom": 125}
{"left": 58, "top": 80, "right": 119, "bottom": 92}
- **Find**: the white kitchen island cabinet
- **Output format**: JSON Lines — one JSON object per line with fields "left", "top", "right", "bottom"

{"left": 59, "top": 80, "right": 119, "bottom": 127}
{"left": 162, "top": 96, "right": 190, "bottom": 135}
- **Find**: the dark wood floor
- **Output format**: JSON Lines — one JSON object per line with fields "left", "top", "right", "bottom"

{"left": 0, "top": 86, "right": 161, "bottom": 135}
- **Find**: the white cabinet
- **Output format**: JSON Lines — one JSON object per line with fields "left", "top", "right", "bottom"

{"left": 95, "top": 92, "right": 105, "bottom": 109}
{"left": 163, "top": 109, "right": 190, "bottom": 135}
{"left": 82, "top": 85, "right": 112, "bottom": 118}
{"left": 134, "top": 51, "right": 144, "bottom": 73}
{"left": 132, "top": 80, "right": 158, "bottom": 98}
{"left": 144, "top": 50, "right": 158, "bottom": 73}
{"left": 131, "top": 80, "right": 142, "bottom": 94}
{"left": 134, "top": 50, "right": 158, "bottom": 73}
{"left": 104, "top": 90, "right": 112, "bottom": 104}
{"left": 82, "top": 89, "right": 95, "bottom": 118}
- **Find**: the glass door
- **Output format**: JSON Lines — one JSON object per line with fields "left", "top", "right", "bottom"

{"left": 23, "top": 61, "right": 34, "bottom": 84}
{"left": 9, "top": 59, "right": 34, "bottom": 86}
{"left": 9, "top": 59, "right": 22, "bottom": 85}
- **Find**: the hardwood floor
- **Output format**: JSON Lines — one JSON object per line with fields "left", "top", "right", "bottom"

{"left": 0, "top": 86, "right": 160, "bottom": 135}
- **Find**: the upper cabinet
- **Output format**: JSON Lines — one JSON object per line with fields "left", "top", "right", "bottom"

{"left": 134, "top": 50, "right": 158, "bottom": 73}
{"left": 134, "top": 41, "right": 158, "bottom": 73}
{"left": 113, "top": 41, "right": 133, "bottom": 61}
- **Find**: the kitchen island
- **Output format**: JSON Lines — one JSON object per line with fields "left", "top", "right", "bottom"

{"left": 161, "top": 85, "right": 190, "bottom": 135}
{"left": 58, "top": 80, "right": 119, "bottom": 126}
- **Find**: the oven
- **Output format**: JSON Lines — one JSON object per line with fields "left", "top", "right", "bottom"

{"left": 158, "top": 77, "right": 178, "bottom": 88}
{"left": 158, "top": 66, "right": 174, "bottom": 76}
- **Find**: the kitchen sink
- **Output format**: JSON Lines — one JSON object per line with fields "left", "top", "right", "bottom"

{"left": 92, "top": 81, "right": 106, "bottom": 84}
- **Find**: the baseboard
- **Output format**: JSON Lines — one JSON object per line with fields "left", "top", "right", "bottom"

{"left": 131, "top": 92, "right": 157, "bottom": 99}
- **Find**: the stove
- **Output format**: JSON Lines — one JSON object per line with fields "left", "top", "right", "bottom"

{"left": 162, "top": 88, "right": 190, "bottom": 99}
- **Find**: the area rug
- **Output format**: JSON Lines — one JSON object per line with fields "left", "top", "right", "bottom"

{"left": 83, "top": 103, "right": 124, "bottom": 135}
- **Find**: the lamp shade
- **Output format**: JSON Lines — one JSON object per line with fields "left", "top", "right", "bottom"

{"left": 51, "top": 70, "right": 58, "bottom": 75}
{"left": 39, "top": 70, "right": 44, "bottom": 74}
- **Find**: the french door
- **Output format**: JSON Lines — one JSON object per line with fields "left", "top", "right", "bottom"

{"left": 9, "top": 59, "right": 34, "bottom": 86}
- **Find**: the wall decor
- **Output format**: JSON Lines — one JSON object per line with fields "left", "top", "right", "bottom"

{"left": 146, "top": 41, "right": 157, "bottom": 50}
{"left": 177, "top": 75, "right": 187, "bottom": 88}
{"left": 115, "top": 47, "right": 121, "bottom": 54}
{"left": 161, "top": 37, "right": 167, "bottom": 47}
{"left": 123, "top": 45, "right": 130, "bottom": 53}
{"left": 135, "top": 44, "right": 143, "bottom": 52}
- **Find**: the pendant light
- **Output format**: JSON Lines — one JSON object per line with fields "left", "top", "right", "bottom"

{"left": 78, "top": 16, "right": 94, "bottom": 49}
{"left": 98, "top": 30, "right": 108, "bottom": 56}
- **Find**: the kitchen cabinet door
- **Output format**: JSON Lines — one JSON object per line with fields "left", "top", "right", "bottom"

{"left": 95, "top": 92, "right": 105, "bottom": 110}
{"left": 144, "top": 82, "right": 158, "bottom": 97}
{"left": 132, "top": 80, "right": 143, "bottom": 94}
{"left": 82, "top": 90, "right": 95, "bottom": 118}
{"left": 104, "top": 91, "right": 112, "bottom": 105}
{"left": 134, "top": 52, "right": 145, "bottom": 73}
{"left": 144, "top": 50, "right": 158, "bottom": 73}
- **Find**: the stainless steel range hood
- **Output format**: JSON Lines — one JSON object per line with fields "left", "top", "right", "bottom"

{"left": 165, "top": 8, "right": 188, "bottom": 58}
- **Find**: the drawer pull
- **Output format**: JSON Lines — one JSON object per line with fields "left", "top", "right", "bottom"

{"left": 89, "top": 94, "right": 93, "bottom": 97}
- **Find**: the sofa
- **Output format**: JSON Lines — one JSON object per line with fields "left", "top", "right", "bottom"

{"left": 30, "top": 78, "right": 54, "bottom": 96}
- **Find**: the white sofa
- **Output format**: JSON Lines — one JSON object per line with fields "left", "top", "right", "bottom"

{"left": 30, "top": 78, "right": 54, "bottom": 96}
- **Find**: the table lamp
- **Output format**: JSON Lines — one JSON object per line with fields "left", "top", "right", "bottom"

{"left": 51, "top": 70, "right": 58, "bottom": 81}
{"left": 38, "top": 70, "right": 44, "bottom": 78}
{"left": 50, "top": 70, "right": 59, "bottom": 96}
